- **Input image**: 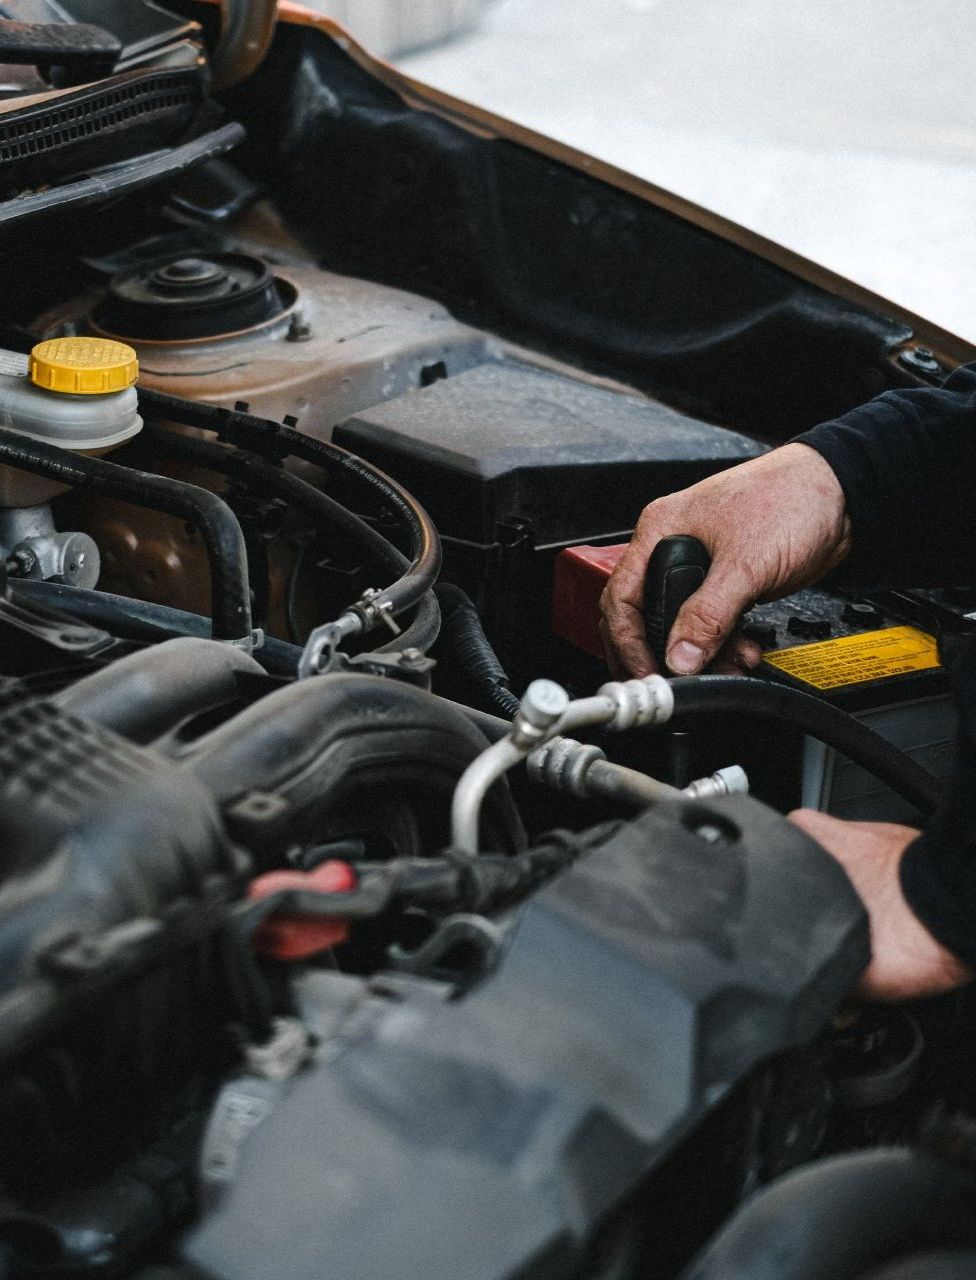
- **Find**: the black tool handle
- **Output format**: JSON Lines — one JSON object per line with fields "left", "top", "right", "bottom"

{"left": 644, "top": 535, "right": 711, "bottom": 672}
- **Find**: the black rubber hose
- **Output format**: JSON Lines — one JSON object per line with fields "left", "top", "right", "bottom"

{"left": 682, "top": 1149, "right": 976, "bottom": 1280}
{"left": 434, "top": 582, "right": 521, "bottom": 718}
{"left": 141, "top": 427, "right": 441, "bottom": 655}
{"left": 137, "top": 388, "right": 442, "bottom": 623}
{"left": 8, "top": 580, "right": 300, "bottom": 676}
{"left": 281, "top": 428, "right": 441, "bottom": 618}
{"left": 143, "top": 427, "right": 406, "bottom": 580}
{"left": 669, "top": 675, "right": 943, "bottom": 817}
{"left": 0, "top": 426, "right": 251, "bottom": 641}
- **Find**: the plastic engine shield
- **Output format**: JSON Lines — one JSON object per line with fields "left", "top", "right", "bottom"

{"left": 184, "top": 793, "right": 869, "bottom": 1280}
{"left": 0, "top": 680, "right": 234, "bottom": 1061}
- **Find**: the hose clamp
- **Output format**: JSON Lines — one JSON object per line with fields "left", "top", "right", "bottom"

{"left": 351, "top": 587, "right": 402, "bottom": 637}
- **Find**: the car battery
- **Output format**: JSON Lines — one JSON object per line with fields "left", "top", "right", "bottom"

{"left": 552, "top": 543, "right": 958, "bottom": 821}
{"left": 333, "top": 359, "right": 761, "bottom": 684}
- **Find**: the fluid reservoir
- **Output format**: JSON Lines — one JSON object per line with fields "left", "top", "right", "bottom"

{"left": 0, "top": 338, "right": 141, "bottom": 507}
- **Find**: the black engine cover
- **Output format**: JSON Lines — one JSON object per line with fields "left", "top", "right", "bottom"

{"left": 185, "top": 793, "right": 868, "bottom": 1280}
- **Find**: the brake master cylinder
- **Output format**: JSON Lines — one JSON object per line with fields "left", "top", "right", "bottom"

{"left": 0, "top": 338, "right": 141, "bottom": 588}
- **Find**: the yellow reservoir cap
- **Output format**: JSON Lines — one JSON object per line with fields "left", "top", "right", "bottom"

{"left": 30, "top": 337, "right": 138, "bottom": 396}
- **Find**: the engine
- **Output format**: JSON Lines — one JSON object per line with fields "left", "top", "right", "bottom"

{"left": 1, "top": 4, "right": 976, "bottom": 1279}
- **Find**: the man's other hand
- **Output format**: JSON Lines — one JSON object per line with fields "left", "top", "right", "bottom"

{"left": 788, "top": 809, "right": 974, "bottom": 1002}
{"left": 599, "top": 443, "right": 851, "bottom": 678}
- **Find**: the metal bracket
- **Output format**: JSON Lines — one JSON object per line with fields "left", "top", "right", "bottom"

{"left": 0, "top": 582, "right": 119, "bottom": 663}
{"left": 346, "top": 647, "right": 436, "bottom": 689}
{"left": 297, "top": 620, "right": 347, "bottom": 678}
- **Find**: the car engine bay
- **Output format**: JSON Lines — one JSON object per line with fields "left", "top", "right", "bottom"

{"left": 2, "top": 3, "right": 976, "bottom": 1278}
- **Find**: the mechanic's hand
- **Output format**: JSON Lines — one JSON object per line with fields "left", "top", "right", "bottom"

{"left": 788, "top": 809, "right": 974, "bottom": 1002}
{"left": 599, "top": 443, "right": 852, "bottom": 677}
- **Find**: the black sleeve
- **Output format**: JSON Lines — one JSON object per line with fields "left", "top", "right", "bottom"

{"left": 795, "top": 367, "right": 976, "bottom": 964}
{"left": 793, "top": 362, "right": 976, "bottom": 587}
{"left": 899, "top": 637, "right": 976, "bottom": 966}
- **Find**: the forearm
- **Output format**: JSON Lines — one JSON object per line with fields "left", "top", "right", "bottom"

{"left": 794, "top": 362, "right": 976, "bottom": 586}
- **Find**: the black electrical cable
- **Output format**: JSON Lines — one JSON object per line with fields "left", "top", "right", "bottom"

{"left": 669, "top": 675, "right": 943, "bottom": 817}
{"left": 0, "top": 426, "right": 251, "bottom": 641}
{"left": 434, "top": 582, "right": 521, "bottom": 718}
{"left": 237, "top": 824, "right": 619, "bottom": 944}
{"left": 365, "top": 823, "right": 620, "bottom": 914}
{"left": 137, "top": 388, "right": 442, "bottom": 625}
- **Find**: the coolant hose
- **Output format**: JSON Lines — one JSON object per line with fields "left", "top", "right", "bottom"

{"left": 0, "top": 426, "right": 251, "bottom": 642}
{"left": 53, "top": 637, "right": 264, "bottom": 743}
{"left": 669, "top": 675, "right": 943, "bottom": 817}
{"left": 138, "top": 389, "right": 442, "bottom": 625}
{"left": 682, "top": 1149, "right": 976, "bottom": 1280}
{"left": 434, "top": 582, "right": 521, "bottom": 717}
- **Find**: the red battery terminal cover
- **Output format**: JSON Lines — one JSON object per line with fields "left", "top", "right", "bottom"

{"left": 248, "top": 859, "right": 357, "bottom": 960}
{"left": 551, "top": 543, "right": 627, "bottom": 658}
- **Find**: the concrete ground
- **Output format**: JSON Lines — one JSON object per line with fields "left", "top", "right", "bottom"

{"left": 398, "top": 0, "right": 976, "bottom": 343}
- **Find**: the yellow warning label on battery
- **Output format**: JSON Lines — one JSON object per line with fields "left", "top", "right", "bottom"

{"left": 763, "top": 626, "right": 940, "bottom": 690}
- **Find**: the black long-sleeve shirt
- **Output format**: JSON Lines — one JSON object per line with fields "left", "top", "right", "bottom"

{"left": 794, "top": 362, "right": 976, "bottom": 965}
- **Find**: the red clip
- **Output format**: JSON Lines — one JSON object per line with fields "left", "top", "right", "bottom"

{"left": 248, "top": 859, "right": 357, "bottom": 960}
{"left": 551, "top": 543, "right": 627, "bottom": 657}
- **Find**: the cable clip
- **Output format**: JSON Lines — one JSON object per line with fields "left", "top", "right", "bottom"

{"left": 223, "top": 627, "right": 265, "bottom": 655}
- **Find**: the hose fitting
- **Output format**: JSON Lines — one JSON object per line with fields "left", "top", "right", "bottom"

{"left": 683, "top": 764, "right": 749, "bottom": 801}
{"left": 596, "top": 676, "right": 674, "bottom": 731}
{"left": 511, "top": 679, "right": 570, "bottom": 749}
{"left": 527, "top": 735, "right": 607, "bottom": 798}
